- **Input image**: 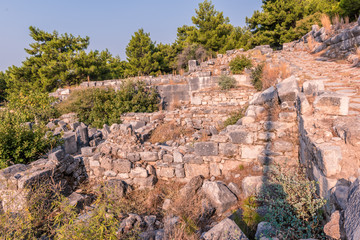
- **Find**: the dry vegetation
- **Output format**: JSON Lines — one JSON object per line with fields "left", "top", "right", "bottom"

{"left": 261, "top": 62, "right": 291, "bottom": 89}
{"left": 149, "top": 121, "right": 194, "bottom": 144}
{"left": 321, "top": 14, "right": 332, "bottom": 34}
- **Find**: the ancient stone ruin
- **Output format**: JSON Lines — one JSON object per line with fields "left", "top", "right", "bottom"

{"left": 2, "top": 22, "right": 360, "bottom": 239}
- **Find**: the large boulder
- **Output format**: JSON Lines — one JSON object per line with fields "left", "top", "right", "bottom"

{"left": 333, "top": 116, "right": 360, "bottom": 146}
{"left": 324, "top": 211, "right": 341, "bottom": 239}
{"left": 242, "top": 176, "right": 263, "bottom": 198}
{"left": 344, "top": 179, "right": 360, "bottom": 240}
{"left": 202, "top": 180, "right": 237, "bottom": 214}
{"left": 201, "top": 218, "right": 248, "bottom": 240}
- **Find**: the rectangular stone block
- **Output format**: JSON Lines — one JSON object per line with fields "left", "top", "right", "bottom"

{"left": 140, "top": 152, "right": 159, "bottom": 161}
{"left": 184, "top": 163, "right": 210, "bottom": 178}
{"left": 194, "top": 142, "right": 218, "bottom": 156}
{"left": 241, "top": 145, "right": 264, "bottom": 159}
{"left": 313, "top": 93, "right": 349, "bottom": 116}
{"left": 219, "top": 143, "right": 238, "bottom": 157}
{"left": 228, "top": 131, "right": 253, "bottom": 144}
{"left": 113, "top": 160, "right": 132, "bottom": 173}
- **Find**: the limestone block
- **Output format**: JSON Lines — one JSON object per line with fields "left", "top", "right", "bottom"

{"left": 324, "top": 211, "right": 341, "bottom": 239}
{"left": 202, "top": 180, "right": 237, "bottom": 213}
{"left": 194, "top": 142, "right": 218, "bottom": 156}
{"left": 49, "top": 149, "right": 65, "bottom": 162}
{"left": 210, "top": 163, "right": 222, "bottom": 177}
{"left": 276, "top": 76, "right": 299, "bottom": 103}
{"left": 63, "top": 132, "right": 77, "bottom": 155}
{"left": 313, "top": 93, "right": 349, "bottom": 116}
{"left": 202, "top": 218, "right": 248, "bottom": 240}
{"left": 80, "top": 147, "right": 96, "bottom": 157}
{"left": 297, "top": 92, "right": 312, "bottom": 115}
{"left": 228, "top": 131, "right": 253, "bottom": 144}
{"left": 76, "top": 125, "right": 89, "bottom": 147}
{"left": 241, "top": 145, "right": 264, "bottom": 160}
{"left": 249, "top": 86, "right": 277, "bottom": 105}
{"left": 185, "top": 163, "right": 210, "bottom": 178}
{"left": 184, "top": 154, "right": 203, "bottom": 164}
{"left": 316, "top": 144, "right": 342, "bottom": 177}
{"left": 272, "top": 140, "right": 294, "bottom": 153}
{"left": 159, "top": 167, "right": 175, "bottom": 178}
{"left": 302, "top": 80, "right": 324, "bottom": 95}
{"left": 173, "top": 151, "right": 184, "bottom": 163}
{"left": 140, "top": 152, "right": 159, "bottom": 161}
{"left": 113, "top": 160, "right": 132, "bottom": 173}
{"left": 242, "top": 176, "right": 263, "bottom": 197}
{"left": 129, "top": 167, "right": 148, "bottom": 178}
{"left": 219, "top": 143, "right": 238, "bottom": 157}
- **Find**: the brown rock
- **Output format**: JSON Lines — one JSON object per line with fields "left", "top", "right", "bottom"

{"left": 324, "top": 211, "right": 341, "bottom": 239}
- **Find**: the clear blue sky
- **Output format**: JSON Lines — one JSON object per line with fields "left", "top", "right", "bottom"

{"left": 0, "top": 0, "right": 262, "bottom": 71}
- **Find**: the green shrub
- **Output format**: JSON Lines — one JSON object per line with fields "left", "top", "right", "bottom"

{"left": 218, "top": 75, "right": 237, "bottom": 90}
{"left": 56, "top": 80, "right": 160, "bottom": 128}
{"left": 0, "top": 111, "right": 60, "bottom": 169}
{"left": 229, "top": 55, "right": 252, "bottom": 74}
{"left": 250, "top": 63, "right": 265, "bottom": 91}
{"left": 6, "top": 90, "right": 58, "bottom": 123}
{"left": 257, "top": 166, "right": 326, "bottom": 239}
{"left": 223, "top": 109, "right": 245, "bottom": 127}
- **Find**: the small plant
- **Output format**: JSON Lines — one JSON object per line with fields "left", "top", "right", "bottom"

{"left": 238, "top": 164, "right": 245, "bottom": 171}
{"left": 218, "top": 75, "right": 237, "bottom": 90}
{"left": 250, "top": 63, "right": 265, "bottom": 91}
{"left": 149, "top": 121, "right": 194, "bottom": 144}
{"left": 257, "top": 166, "right": 326, "bottom": 239}
{"left": 242, "top": 196, "right": 263, "bottom": 232}
{"left": 224, "top": 109, "right": 244, "bottom": 127}
{"left": 229, "top": 55, "right": 253, "bottom": 74}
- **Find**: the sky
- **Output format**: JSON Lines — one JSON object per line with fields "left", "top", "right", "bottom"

{"left": 0, "top": 0, "right": 262, "bottom": 71}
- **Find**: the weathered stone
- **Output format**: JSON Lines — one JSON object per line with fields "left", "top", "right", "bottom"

{"left": 158, "top": 167, "right": 175, "bottom": 178}
{"left": 133, "top": 176, "right": 157, "bottom": 188}
{"left": 228, "top": 131, "right": 253, "bottom": 144}
{"left": 184, "top": 154, "right": 203, "bottom": 164}
{"left": 127, "top": 153, "right": 140, "bottom": 162}
{"left": 333, "top": 184, "right": 349, "bottom": 210}
{"left": 241, "top": 145, "right": 264, "bottom": 159}
{"left": 68, "top": 192, "right": 91, "bottom": 210}
{"left": 81, "top": 147, "right": 96, "bottom": 157}
{"left": 194, "top": 142, "right": 218, "bottom": 156}
{"left": 297, "top": 92, "right": 312, "bottom": 114}
{"left": 313, "top": 93, "right": 349, "bottom": 116}
{"left": 272, "top": 140, "right": 294, "bottom": 153}
{"left": 242, "top": 176, "right": 263, "bottom": 197}
{"left": 49, "top": 149, "right": 65, "bottom": 162}
{"left": 316, "top": 144, "right": 342, "bottom": 177}
{"left": 241, "top": 116, "right": 255, "bottom": 125}
{"left": 202, "top": 180, "right": 237, "bottom": 213}
{"left": 180, "top": 175, "right": 204, "bottom": 197}
{"left": 210, "top": 163, "right": 221, "bottom": 177}
{"left": 113, "top": 160, "right": 132, "bottom": 173}
{"left": 76, "top": 125, "right": 89, "bottom": 147}
{"left": 140, "top": 152, "right": 159, "bottom": 161}
{"left": 175, "top": 168, "right": 185, "bottom": 178}
{"left": 130, "top": 120, "right": 146, "bottom": 130}
{"left": 185, "top": 164, "right": 210, "bottom": 179}
{"left": 303, "top": 80, "right": 324, "bottom": 95}
{"left": 324, "top": 211, "right": 341, "bottom": 239}
{"left": 163, "top": 154, "right": 173, "bottom": 163}
{"left": 255, "top": 222, "right": 277, "bottom": 240}
{"left": 219, "top": 143, "right": 238, "bottom": 157}
{"left": 249, "top": 86, "right": 277, "bottom": 105}
{"left": 276, "top": 76, "right": 299, "bottom": 103}
{"left": 344, "top": 179, "right": 360, "bottom": 240}
{"left": 210, "top": 135, "right": 229, "bottom": 143}
{"left": 63, "top": 132, "right": 77, "bottom": 154}
{"left": 173, "top": 151, "right": 183, "bottom": 163}
{"left": 227, "top": 182, "right": 241, "bottom": 198}
{"left": 202, "top": 218, "right": 248, "bottom": 240}
{"left": 333, "top": 116, "right": 360, "bottom": 146}
{"left": 129, "top": 167, "right": 148, "bottom": 178}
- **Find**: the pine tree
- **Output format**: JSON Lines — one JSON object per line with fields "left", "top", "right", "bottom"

{"left": 125, "top": 29, "right": 160, "bottom": 76}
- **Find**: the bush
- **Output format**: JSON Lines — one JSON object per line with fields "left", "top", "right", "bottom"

{"left": 0, "top": 111, "right": 60, "bottom": 169}
{"left": 250, "top": 63, "right": 265, "bottom": 91}
{"left": 0, "top": 72, "right": 6, "bottom": 103}
{"left": 6, "top": 90, "right": 58, "bottom": 123}
{"left": 257, "top": 166, "right": 326, "bottom": 239}
{"left": 218, "top": 75, "right": 237, "bottom": 90}
{"left": 229, "top": 55, "right": 252, "bottom": 74}
{"left": 223, "top": 109, "right": 245, "bottom": 127}
{"left": 56, "top": 80, "right": 160, "bottom": 128}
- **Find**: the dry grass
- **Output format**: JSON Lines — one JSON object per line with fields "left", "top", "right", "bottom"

{"left": 345, "top": 16, "right": 350, "bottom": 25}
{"left": 261, "top": 62, "right": 291, "bottom": 89}
{"left": 307, "top": 35, "right": 316, "bottom": 52}
{"left": 332, "top": 13, "right": 340, "bottom": 28}
{"left": 149, "top": 121, "right": 194, "bottom": 144}
{"left": 321, "top": 14, "right": 332, "bottom": 35}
